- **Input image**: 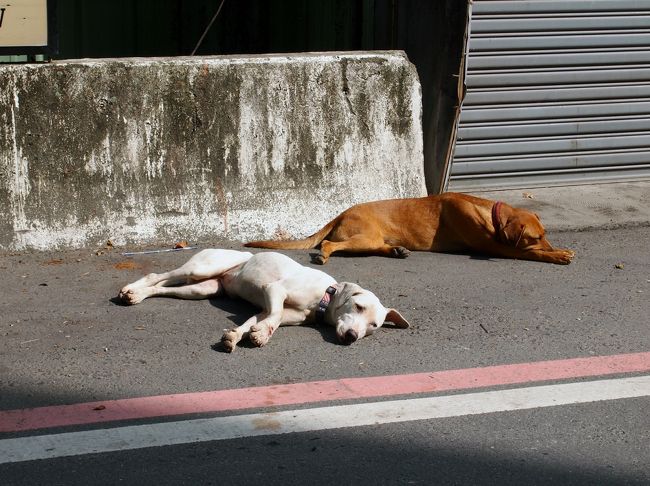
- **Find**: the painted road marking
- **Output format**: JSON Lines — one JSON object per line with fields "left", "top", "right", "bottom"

{"left": 2, "top": 351, "right": 650, "bottom": 433}
{"left": 1, "top": 375, "right": 649, "bottom": 464}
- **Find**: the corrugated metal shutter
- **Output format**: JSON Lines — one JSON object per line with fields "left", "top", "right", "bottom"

{"left": 448, "top": 0, "right": 650, "bottom": 190}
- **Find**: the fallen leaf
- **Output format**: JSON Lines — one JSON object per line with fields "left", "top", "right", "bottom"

{"left": 615, "top": 263, "right": 625, "bottom": 269}
{"left": 44, "top": 259, "right": 64, "bottom": 265}
{"left": 93, "top": 405, "right": 106, "bottom": 411}
{"left": 106, "top": 240, "right": 114, "bottom": 248}
{"left": 522, "top": 192, "right": 535, "bottom": 199}
{"left": 174, "top": 240, "right": 189, "bottom": 249}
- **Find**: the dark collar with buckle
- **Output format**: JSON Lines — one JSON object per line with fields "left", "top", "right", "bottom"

{"left": 492, "top": 201, "right": 503, "bottom": 241}
{"left": 315, "top": 285, "right": 337, "bottom": 325}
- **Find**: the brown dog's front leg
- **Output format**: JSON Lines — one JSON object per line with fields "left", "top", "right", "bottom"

{"left": 524, "top": 248, "right": 575, "bottom": 265}
{"left": 471, "top": 238, "right": 575, "bottom": 265}
{"left": 497, "top": 245, "right": 575, "bottom": 264}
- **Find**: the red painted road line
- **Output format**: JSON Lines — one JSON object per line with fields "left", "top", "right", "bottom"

{"left": 2, "top": 351, "right": 649, "bottom": 433}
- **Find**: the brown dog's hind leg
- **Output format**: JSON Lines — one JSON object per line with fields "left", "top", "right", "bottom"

{"left": 314, "top": 236, "right": 410, "bottom": 264}
{"left": 389, "top": 246, "right": 411, "bottom": 258}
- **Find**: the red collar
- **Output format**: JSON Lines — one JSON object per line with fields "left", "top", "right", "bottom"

{"left": 315, "top": 285, "right": 337, "bottom": 324}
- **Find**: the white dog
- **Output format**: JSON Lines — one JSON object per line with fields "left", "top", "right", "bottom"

{"left": 118, "top": 249, "right": 409, "bottom": 351}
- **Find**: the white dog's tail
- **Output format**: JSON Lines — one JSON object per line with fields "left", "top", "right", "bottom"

{"left": 244, "top": 217, "right": 339, "bottom": 250}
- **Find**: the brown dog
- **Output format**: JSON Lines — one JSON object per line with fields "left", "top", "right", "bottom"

{"left": 245, "top": 193, "right": 575, "bottom": 265}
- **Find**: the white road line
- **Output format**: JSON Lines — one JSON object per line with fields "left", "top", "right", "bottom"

{"left": 1, "top": 375, "right": 649, "bottom": 464}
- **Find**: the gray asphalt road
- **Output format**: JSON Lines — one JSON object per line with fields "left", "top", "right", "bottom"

{"left": 1, "top": 226, "right": 649, "bottom": 484}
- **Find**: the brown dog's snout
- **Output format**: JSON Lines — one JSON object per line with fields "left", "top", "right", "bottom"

{"left": 340, "top": 329, "right": 358, "bottom": 345}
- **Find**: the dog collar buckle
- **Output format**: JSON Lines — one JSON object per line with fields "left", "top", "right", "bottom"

{"left": 315, "top": 286, "right": 337, "bottom": 324}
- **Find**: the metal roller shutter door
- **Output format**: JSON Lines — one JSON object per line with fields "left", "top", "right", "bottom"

{"left": 448, "top": 0, "right": 650, "bottom": 190}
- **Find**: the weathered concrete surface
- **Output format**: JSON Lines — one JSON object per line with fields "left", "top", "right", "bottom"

{"left": 0, "top": 52, "right": 425, "bottom": 251}
{"left": 473, "top": 181, "right": 650, "bottom": 233}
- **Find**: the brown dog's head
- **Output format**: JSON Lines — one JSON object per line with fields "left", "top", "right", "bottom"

{"left": 494, "top": 203, "right": 554, "bottom": 251}
{"left": 328, "top": 282, "right": 410, "bottom": 344}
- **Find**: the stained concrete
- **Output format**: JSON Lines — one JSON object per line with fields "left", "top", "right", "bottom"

{"left": 0, "top": 52, "right": 425, "bottom": 251}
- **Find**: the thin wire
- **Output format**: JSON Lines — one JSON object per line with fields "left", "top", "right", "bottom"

{"left": 191, "top": 0, "right": 227, "bottom": 56}
{"left": 122, "top": 246, "right": 199, "bottom": 257}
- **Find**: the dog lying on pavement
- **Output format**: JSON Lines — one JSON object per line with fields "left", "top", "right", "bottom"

{"left": 118, "top": 249, "right": 409, "bottom": 351}
{"left": 245, "top": 193, "right": 575, "bottom": 265}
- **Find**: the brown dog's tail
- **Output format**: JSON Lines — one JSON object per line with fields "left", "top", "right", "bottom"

{"left": 244, "top": 217, "right": 338, "bottom": 250}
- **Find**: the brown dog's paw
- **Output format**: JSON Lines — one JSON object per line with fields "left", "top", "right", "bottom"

{"left": 555, "top": 249, "right": 575, "bottom": 265}
{"left": 391, "top": 246, "right": 411, "bottom": 259}
{"left": 312, "top": 253, "right": 328, "bottom": 265}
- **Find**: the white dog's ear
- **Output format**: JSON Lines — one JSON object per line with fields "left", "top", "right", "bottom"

{"left": 385, "top": 308, "right": 410, "bottom": 328}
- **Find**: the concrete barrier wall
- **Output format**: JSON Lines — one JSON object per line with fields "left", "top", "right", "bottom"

{"left": 0, "top": 51, "right": 425, "bottom": 251}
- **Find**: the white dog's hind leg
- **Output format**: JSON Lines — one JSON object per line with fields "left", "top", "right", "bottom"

{"left": 119, "top": 268, "right": 195, "bottom": 300}
{"left": 121, "top": 272, "right": 176, "bottom": 293}
{"left": 120, "top": 249, "right": 252, "bottom": 302}
{"left": 161, "top": 249, "right": 252, "bottom": 282}
{"left": 120, "top": 279, "right": 223, "bottom": 305}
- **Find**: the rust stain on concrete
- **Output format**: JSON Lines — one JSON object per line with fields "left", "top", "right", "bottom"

{"left": 114, "top": 261, "right": 143, "bottom": 270}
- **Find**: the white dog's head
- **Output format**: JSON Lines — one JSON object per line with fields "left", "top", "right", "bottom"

{"left": 327, "top": 282, "right": 410, "bottom": 344}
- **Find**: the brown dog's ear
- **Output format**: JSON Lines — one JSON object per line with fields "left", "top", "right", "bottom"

{"left": 495, "top": 203, "right": 513, "bottom": 243}
{"left": 385, "top": 308, "right": 410, "bottom": 328}
{"left": 502, "top": 222, "right": 527, "bottom": 247}
{"left": 497, "top": 203, "right": 527, "bottom": 246}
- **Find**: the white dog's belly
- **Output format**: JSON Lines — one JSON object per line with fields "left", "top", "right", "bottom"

{"left": 221, "top": 252, "right": 330, "bottom": 309}
{"left": 221, "top": 273, "right": 267, "bottom": 308}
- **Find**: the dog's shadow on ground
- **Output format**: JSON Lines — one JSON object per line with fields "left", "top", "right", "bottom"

{"left": 206, "top": 297, "right": 257, "bottom": 353}
{"left": 206, "top": 297, "right": 340, "bottom": 353}
{"left": 110, "top": 293, "right": 339, "bottom": 353}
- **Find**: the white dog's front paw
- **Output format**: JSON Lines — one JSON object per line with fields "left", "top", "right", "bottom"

{"left": 249, "top": 324, "right": 272, "bottom": 347}
{"left": 221, "top": 329, "right": 241, "bottom": 353}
